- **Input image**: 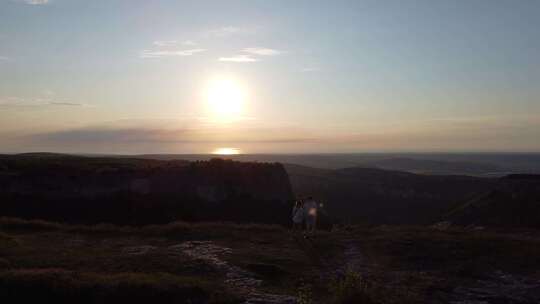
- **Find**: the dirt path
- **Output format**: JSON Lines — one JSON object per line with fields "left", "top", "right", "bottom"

{"left": 291, "top": 233, "right": 373, "bottom": 288}
{"left": 326, "top": 236, "right": 373, "bottom": 280}
{"left": 340, "top": 238, "right": 369, "bottom": 274}
{"left": 170, "top": 241, "right": 296, "bottom": 304}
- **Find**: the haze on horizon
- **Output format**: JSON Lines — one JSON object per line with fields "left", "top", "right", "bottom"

{"left": 1, "top": 0, "right": 539, "bottom": 154}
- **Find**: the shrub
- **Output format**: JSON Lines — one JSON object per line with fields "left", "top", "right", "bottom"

{"left": 296, "top": 279, "right": 313, "bottom": 304}
{"left": 328, "top": 270, "right": 377, "bottom": 304}
{"left": 0, "top": 269, "right": 240, "bottom": 304}
{"left": 0, "top": 232, "right": 18, "bottom": 249}
{"left": 0, "top": 217, "right": 62, "bottom": 232}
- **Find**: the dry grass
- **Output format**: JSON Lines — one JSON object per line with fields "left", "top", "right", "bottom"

{"left": 0, "top": 217, "right": 318, "bottom": 303}
{"left": 329, "top": 226, "right": 540, "bottom": 303}
{"left": 0, "top": 232, "right": 18, "bottom": 250}
{"left": 4, "top": 217, "right": 538, "bottom": 303}
{"left": 0, "top": 269, "right": 240, "bottom": 303}
{"left": 0, "top": 216, "right": 285, "bottom": 237}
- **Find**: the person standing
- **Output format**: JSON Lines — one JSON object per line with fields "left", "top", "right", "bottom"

{"left": 292, "top": 200, "right": 304, "bottom": 231}
{"left": 304, "top": 196, "right": 318, "bottom": 234}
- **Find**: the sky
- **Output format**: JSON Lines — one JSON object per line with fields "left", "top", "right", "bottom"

{"left": 1, "top": 0, "right": 539, "bottom": 154}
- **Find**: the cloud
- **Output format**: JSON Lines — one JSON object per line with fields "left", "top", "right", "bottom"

{"left": 0, "top": 56, "right": 9, "bottom": 61}
{"left": 217, "top": 48, "right": 282, "bottom": 63}
{"left": 142, "top": 39, "right": 203, "bottom": 59}
{"left": 218, "top": 55, "right": 258, "bottom": 63}
{"left": 140, "top": 49, "right": 206, "bottom": 58}
{"left": 16, "top": 0, "right": 49, "bottom": 4}
{"left": 242, "top": 47, "right": 282, "bottom": 56}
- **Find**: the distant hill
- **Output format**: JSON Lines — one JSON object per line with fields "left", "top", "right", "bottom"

{"left": 285, "top": 164, "right": 495, "bottom": 225}
{"left": 2, "top": 153, "right": 539, "bottom": 228}
{"left": 446, "top": 174, "right": 540, "bottom": 228}
{"left": 0, "top": 155, "right": 293, "bottom": 225}
{"left": 105, "top": 153, "right": 540, "bottom": 176}
{"left": 358, "top": 157, "right": 505, "bottom": 176}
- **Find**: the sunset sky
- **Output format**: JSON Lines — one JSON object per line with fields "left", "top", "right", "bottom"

{"left": 1, "top": 0, "right": 539, "bottom": 154}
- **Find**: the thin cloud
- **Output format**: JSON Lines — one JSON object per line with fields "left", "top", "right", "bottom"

{"left": 49, "top": 102, "right": 84, "bottom": 106}
{"left": 218, "top": 55, "right": 258, "bottom": 63}
{"left": 208, "top": 26, "right": 241, "bottom": 36}
{"left": 242, "top": 47, "right": 282, "bottom": 56}
{"left": 140, "top": 49, "right": 206, "bottom": 58}
{"left": 206, "top": 26, "right": 253, "bottom": 37}
{"left": 152, "top": 40, "right": 197, "bottom": 47}
{"left": 30, "top": 126, "right": 313, "bottom": 145}
{"left": 16, "top": 0, "right": 49, "bottom": 4}
{"left": 0, "top": 56, "right": 9, "bottom": 61}
{"left": 0, "top": 97, "right": 86, "bottom": 109}
{"left": 219, "top": 47, "right": 282, "bottom": 63}
{"left": 302, "top": 67, "right": 320, "bottom": 72}
{"left": 42, "top": 89, "right": 55, "bottom": 96}
{"left": 153, "top": 40, "right": 178, "bottom": 47}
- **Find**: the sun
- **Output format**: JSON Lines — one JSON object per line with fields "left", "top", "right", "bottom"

{"left": 206, "top": 78, "right": 246, "bottom": 120}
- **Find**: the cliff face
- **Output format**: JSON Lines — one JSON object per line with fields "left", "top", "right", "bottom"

{"left": 150, "top": 159, "right": 293, "bottom": 202}
{"left": 0, "top": 155, "right": 294, "bottom": 225}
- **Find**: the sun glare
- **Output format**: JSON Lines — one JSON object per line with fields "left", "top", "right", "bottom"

{"left": 212, "top": 147, "right": 241, "bottom": 155}
{"left": 206, "top": 78, "right": 246, "bottom": 120}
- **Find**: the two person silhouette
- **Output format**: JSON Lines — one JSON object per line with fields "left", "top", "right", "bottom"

{"left": 292, "top": 196, "right": 318, "bottom": 236}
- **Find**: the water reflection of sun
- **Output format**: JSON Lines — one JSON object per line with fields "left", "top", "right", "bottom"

{"left": 212, "top": 147, "right": 241, "bottom": 155}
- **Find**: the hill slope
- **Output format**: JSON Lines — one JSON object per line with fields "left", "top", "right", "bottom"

{"left": 285, "top": 164, "right": 495, "bottom": 225}
{"left": 446, "top": 174, "right": 540, "bottom": 228}
{"left": 359, "top": 157, "right": 504, "bottom": 176}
